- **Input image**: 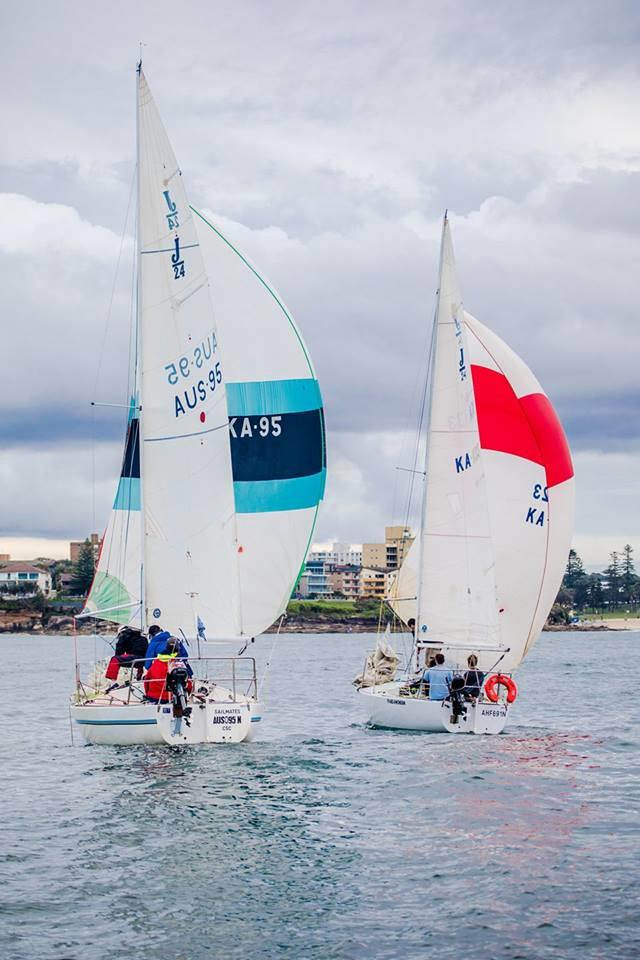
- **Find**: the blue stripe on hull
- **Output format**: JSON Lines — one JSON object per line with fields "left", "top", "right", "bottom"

{"left": 227, "top": 378, "right": 322, "bottom": 415}
{"left": 234, "top": 469, "right": 326, "bottom": 513}
{"left": 113, "top": 476, "right": 141, "bottom": 511}
{"left": 74, "top": 717, "right": 157, "bottom": 726}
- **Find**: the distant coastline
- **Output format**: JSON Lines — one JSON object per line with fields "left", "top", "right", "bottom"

{"left": 3, "top": 611, "right": 638, "bottom": 635}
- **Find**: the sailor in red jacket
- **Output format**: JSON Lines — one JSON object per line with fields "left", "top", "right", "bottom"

{"left": 144, "top": 639, "right": 192, "bottom": 703}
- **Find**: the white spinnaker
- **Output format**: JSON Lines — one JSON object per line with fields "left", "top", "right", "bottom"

{"left": 138, "top": 69, "right": 240, "bottom": 639}
{"left": 194, "top": 210, "right": 325, "bottom": 637}
{"left": 416, "top": 218, "right": 500, "bottom": 653}
{"left": 464, "top": 312, "right": 575, "bottom": 671}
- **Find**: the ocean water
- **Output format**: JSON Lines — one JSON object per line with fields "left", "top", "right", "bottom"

{"left": 1, "top": 630, "right": 639, "bottom": 960}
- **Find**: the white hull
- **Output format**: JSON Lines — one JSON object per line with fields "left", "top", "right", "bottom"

{"left": 71, "top": 691, "right": 262, "bottom": 746}
{"left": 358, "top": 682, "right": 509, "bottom": 734}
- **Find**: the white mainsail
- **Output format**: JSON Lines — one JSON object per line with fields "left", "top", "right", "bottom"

{"left": 389, "top": 217, "right": 574, "bottom": 672}
{"left": 136, "top": 68, "right": 241, "bottom": 640}
{"left": 416, "top": 217, "right": 500, "bottom": 653}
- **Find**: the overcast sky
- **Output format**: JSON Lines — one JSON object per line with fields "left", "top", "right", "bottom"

{"left": 1, "top": 0, "right": 639, "bottom": 566}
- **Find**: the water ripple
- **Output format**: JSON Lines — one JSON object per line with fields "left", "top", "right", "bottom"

{"left": 0, "top": 631, "right": 638, "bottom": 959}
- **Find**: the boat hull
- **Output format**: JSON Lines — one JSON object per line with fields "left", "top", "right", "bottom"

{"left": 358, "top": 682, "right": 508, "bottom": 734}
{"left": 70, "top": 697, "right": 262, "bottom": 746}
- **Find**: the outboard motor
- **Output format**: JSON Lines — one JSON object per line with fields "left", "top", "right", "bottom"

{"left": 448, "top": 676, "right": 467, "bottom": 725}
{"left": 165, "top": 664, "right": 192, "bottom": 726}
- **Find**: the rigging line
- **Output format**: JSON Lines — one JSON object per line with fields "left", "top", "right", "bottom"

{"left": 94, "top": 166, "right": 136, "bottom": 403}
{"left": 402, "top": 312, "right": 435, "bottom": 535}
{"left": 90, "top": 165, "right": 136, "bottom": 590}
{"left": 259, "top": 614, "right": 285, "bottom": 703}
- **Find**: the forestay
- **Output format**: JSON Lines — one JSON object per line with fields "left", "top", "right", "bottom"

{"left": 194, "top": 211, "right": 326, "bottom": 637}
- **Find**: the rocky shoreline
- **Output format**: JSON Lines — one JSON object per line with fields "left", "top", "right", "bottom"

{"left": 0, "top": 612, "right": 628, "bottom": 635}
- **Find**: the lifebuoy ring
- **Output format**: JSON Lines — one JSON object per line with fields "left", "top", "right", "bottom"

{"left": 484, "top": 673, "right": 517, "bottom": 704}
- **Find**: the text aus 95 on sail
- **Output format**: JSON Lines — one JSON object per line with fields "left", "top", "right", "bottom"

{"left": 165, "top": 332, "right": 222, "bottom": 418}
{"left": 163, "top": 333, "right": 283, "bottom": 439}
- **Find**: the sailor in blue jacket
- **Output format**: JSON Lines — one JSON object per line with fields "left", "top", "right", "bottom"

{"left": 144, "top": 625, "right": 193, "bottom": 676}
{"left": 144, "top": 625, "right": 171, "bottom": 669}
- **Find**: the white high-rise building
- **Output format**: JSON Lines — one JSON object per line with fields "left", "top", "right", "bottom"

{"left": 307, "top": 541, "right": 363, "bottom": 566}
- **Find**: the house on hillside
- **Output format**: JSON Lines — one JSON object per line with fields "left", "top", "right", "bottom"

{"left": 0, "top": 562, "right": 53, "bottom": 597}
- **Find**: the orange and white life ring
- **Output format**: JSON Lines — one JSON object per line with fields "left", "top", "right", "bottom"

{"left": 484, "top": 673, "right": 518, "bottom": 704}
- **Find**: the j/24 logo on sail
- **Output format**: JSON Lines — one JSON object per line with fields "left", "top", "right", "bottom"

{"left": 163, "top": 190, "right": 179, "bottom": 230}
{"left": 171, "top": 236, "right": 185, "bottom": 279}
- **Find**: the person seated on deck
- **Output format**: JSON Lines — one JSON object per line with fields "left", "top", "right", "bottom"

{"left": 463, "top": 654, "right": 485, "bottom": 700}
{"left": 105, "top": 626, "right": 148, "bottom": 683}
{"left": 144, "top": 639, "right": 193, "bottom": 703}
{"left": 418, "top": 656, "right": 436, "bottom": 697}
{"left": 422, "top": 653, "right": 453, "bottom": 701}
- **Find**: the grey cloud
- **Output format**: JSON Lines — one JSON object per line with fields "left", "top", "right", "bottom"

{"left": 539, "top": 169, "right": 640, "bottom": 235}
{"left": 0, "top": 408, "right": 124, "bottom": 449}
{"left": 1, "top": 0, "right": 639, "bottom": 545}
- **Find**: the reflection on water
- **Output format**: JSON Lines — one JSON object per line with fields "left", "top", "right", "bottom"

{"left": 1, "top": 631, "right": 639, "bottom": 960}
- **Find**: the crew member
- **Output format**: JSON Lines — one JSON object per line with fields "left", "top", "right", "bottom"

{"left": 144, "top": 639, "right": 192, "bottom": 703}
{"left": 145, "top": 625, "right": 192, "bottom": 676}
{"left": 463, "top": 654, "right": 484, "bottom": 700}
{"left": 105, "top": 626, "right": 148, "bottom": 682}
{"left": 422, "top": 652, "right": 453, "bottom": 701}
{"left": 144, "top": 624, "right": 172, "bottom": 669}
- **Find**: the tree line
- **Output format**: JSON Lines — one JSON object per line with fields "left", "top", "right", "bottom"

{"left": 558, "top": 544, "right": 638, "bottom": 613}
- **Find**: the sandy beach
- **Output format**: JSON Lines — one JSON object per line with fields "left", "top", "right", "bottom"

{"left": 582, "top": 617, "right": 640, "bottom": 631}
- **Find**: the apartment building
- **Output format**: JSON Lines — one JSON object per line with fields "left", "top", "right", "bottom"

{"left": 326, "top": 565, "right": 361, "bottom": 598}
{"left": 70, "top": 533, "right": 101, "bottom": 564}
{"left": 362, "top": 526, "right": 413, "bottom": 571}
{"left": 308, "top": 541, "right": 363, "bottom": 566}
{"left": 359, "top": 566, "right": 391, "bottom": 599}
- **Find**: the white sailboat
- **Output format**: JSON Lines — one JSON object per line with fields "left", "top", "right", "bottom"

{"left": 358, "top": 215, "right": 574, "bottom": 734}
{"left": 70, "top": 64, "right": 326, "bottom": 745}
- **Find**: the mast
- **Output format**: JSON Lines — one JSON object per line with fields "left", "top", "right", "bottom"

{"left": 413, "top": 213, "right": 448, "bottom": 668}
{"left": 135, "top": 58, "right": 146, "bottom": 632}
